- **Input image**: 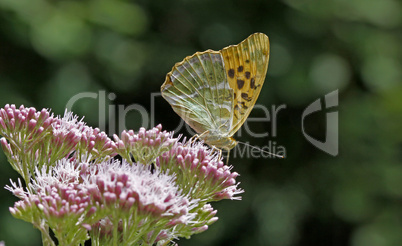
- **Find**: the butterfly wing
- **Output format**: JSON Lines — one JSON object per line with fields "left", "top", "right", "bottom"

{"left": 161, "top": 50, "right": 234, "bottom": 135}
{"left": 220, "top": 33, "right": 270, "bottom": 136}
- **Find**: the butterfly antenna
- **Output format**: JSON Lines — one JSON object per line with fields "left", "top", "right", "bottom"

{"left": 237, "top": 141, "right": 285, "bottom": 158}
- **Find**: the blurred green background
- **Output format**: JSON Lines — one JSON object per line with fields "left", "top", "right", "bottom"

{"left": 0, "top": 0, "right": 401, "bottom": 245}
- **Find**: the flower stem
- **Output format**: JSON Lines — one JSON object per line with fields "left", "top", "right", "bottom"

{"left": 39, "top": 225, "right": 56, "bottom": 246}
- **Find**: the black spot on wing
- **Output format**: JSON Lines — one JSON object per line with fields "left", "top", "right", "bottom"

{"left": 228, "top": 69, "right": 235, "bottom": 78}
{"left": 245, "top": 71, "right": 251, "bottom": 79}
{"left": 250, "top": 77, "right": 255, "bottom": 89}
{"left": 241, "top": 92, "right": 252, "bottom": 101}
{"left": 237, "top": 79, "right": 245, "bottom": 89}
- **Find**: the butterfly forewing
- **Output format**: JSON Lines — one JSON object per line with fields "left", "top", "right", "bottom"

{"left": 161, "top": 50, "right": 234, "bottom": 135}
{"left": 220, "top": 33, "right": 270, "bottom": 136}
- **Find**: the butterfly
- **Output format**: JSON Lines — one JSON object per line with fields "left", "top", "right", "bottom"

{"left": 161, "top": 33, "right": 270, "bottom": 151}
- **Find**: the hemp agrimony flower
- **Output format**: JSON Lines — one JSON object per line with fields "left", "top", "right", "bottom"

{"left": 1, "top": 104, "right": 243, "bottom": 246}
{"left": 52, "top": 110, "right": 117, "bottom": 163}
{"left": 113, "top": 124, "right": 176, "bottom": 165}
{"left": 0, "top": 105, "right": 59, "bottom": 182}
{"left": 157, "top": 140, "right": 243, "bottom": 202}
{"left": 6, "top": 160, "right": 98, "bottom": 245}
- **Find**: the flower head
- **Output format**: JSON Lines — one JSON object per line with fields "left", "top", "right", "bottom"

{"left": 114, "top": 124, "right": 176, "bottom": 164}
{"left": 1, "top": 105, "right": 244, "bottom": 245}
{"left": 7, "top": 155, "right": 202, "bottom": 245}
{"left": 82, "top": 159, "right": 200, "bottom": 245}
{"left": 53, "top": 110, "right": 117, "bottom": 163}
{"left": 0, "top": 105, "right": 59, "bottom": 182}
{"left": 0, "top": 104, "right": 56, "bottom": 139}
{"left": 6, "top": 159, "right": 97, "bottom": 245}
{"left": 157, "top": 140, "right": 243, "bottom": 202}
{"left": 0, "top": 105, "right": 117, "bottom": 183}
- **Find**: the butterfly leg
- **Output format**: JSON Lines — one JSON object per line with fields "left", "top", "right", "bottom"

{"left": 209, "top": 145, "right": 223, "bottom": 161}
{"left": 188, "top": 134, "right": 199, "bottom": 144}
{"left": 188, "top": 131, "right": 210, "bottom": 145}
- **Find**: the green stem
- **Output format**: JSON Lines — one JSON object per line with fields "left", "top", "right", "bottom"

{"left": 38, "top": 225, "right": 56, "bottom": 246}
{"left": 113, "top": 217, "right": 119, "bottom": 246}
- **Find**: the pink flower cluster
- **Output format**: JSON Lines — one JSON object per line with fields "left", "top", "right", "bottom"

{"left": 53, "top": 111, "right": 117, "bottom": 163}
{"left": 1, "top": 104, "right": 243, "bottom": 245}
{"left": 157, "top": 141, "right": 243, "bottom": 202}
{"left": 0, "top": 105, "right": 116, "bottom": 183}
{"left": 0, "top": 105, "right": 56, "bottom": 138}
{"left": 113, "top": 124, "right": 176, "bottom": 164}
{"left": 6, "top": 161, "right": 97, "bottom": 245}
{"left": 84, "top": 160, "right": 192, "bottom": 218}
{"left": 7, "top": 158, "right": 198, "bottom": 245}
{"left": 0, "top": 105, "right": 59, "bottom": 180}
{"left": 84, "top": 160, "right": 197, "bottom": 245}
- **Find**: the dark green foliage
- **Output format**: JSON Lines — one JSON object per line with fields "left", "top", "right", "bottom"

{"left": 0, "top": 0, "right": 401, "bottom": 245}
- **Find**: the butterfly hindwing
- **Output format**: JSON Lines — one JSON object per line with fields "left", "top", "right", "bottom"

{"left": 161, "top": 50, "right": 234, "bottom": 135}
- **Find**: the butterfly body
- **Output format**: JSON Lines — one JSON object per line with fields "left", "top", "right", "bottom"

{"left": 161, "top": 33, "right": 270, "bottom": 151}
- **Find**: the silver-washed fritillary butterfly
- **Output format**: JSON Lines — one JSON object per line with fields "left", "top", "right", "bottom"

{"left": 161, "top": 33, "right": 270, "bottom": 151}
